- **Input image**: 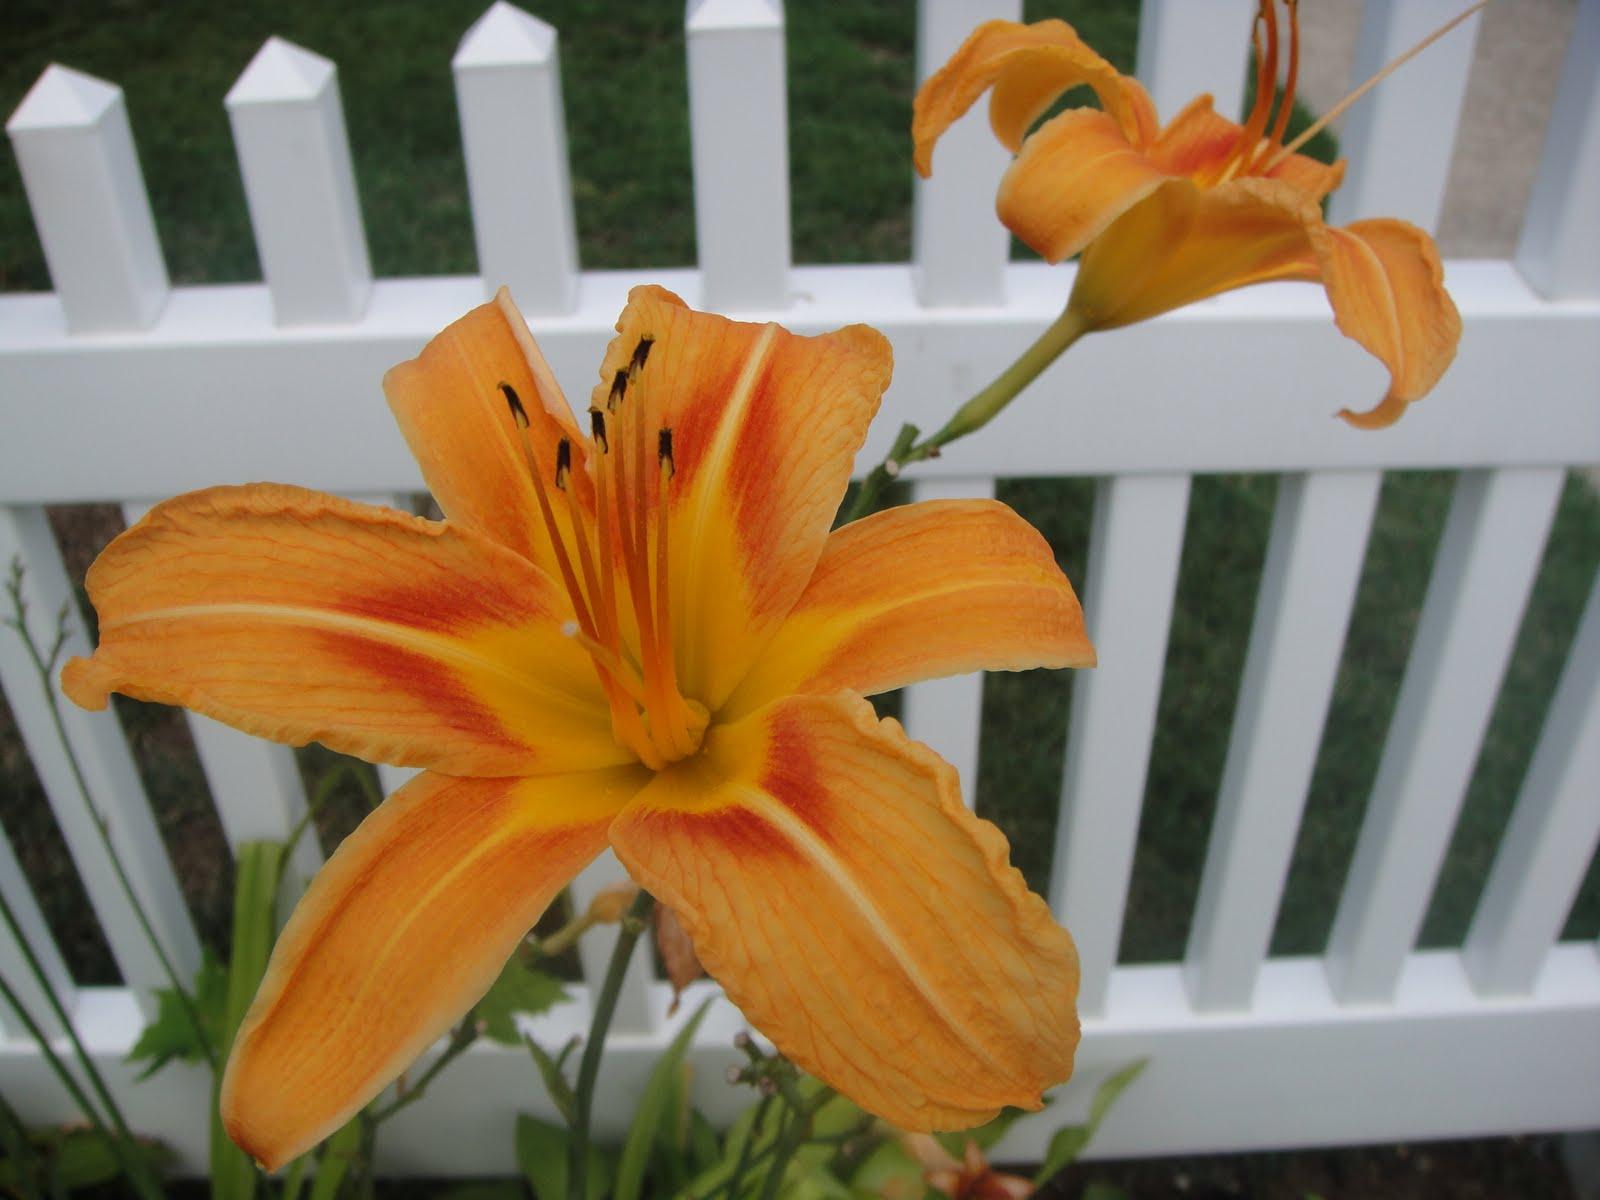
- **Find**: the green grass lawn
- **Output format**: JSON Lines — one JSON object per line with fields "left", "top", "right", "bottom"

{"left": 1, "top": 0, "right": 1595, "bottom": 987}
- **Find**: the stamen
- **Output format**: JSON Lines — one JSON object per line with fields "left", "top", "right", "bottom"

{"left": 608, "top": 369, "right": 628, "bottom": 413}
{"left": 561, "top": 621, "right": 647, "bottom": 706}
{"left": 630, "top": 336, "right": 654, "bottom": 379}
{"left": 1263, "top": 0, "right": 1300, "bottom": 151}
{"left": 1216, "top": 1, "right": 1278, "bottom": 185}
{"left": 589, "top": 410, "right": 621, "bottom": 655}
{"left": 590, "top": 407, "right": 609, "bottom": 452}
{"left": 500, "top": 381, "right": 529, "bottom": 427}
{"left": 1263, "top": 0, "right": 1487, "bottom": 172}
{"left": 555, "top": 437, "right": 572, "bottom": 490}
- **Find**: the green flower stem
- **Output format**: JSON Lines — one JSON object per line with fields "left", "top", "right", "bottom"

{"left": 369, "top": 1016, "right": 478, "bottom": 1125}
{"left": 840, "top": 305, "right": 1091, "bottom": 524}
{"left": 3, "top": 568, "right": 216, "bottom": 1069}
{"left": 0, "top": 901, "right": 166, "bottom": 1199}
{"left": 755, "top": 1086, "right": 834, "bottom": 1200}
{"left": 568, "top": 888, "right": 656, "bottom": 1200}
{"left": 721, "top": 1092, "right": 774, "bottom": 1200}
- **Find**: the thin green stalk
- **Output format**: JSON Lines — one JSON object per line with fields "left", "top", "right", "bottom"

{"left": 3, "top": 568, "right": 216, "bottom": 1069}
{"left": 0, "top": 968, "right": 165, "bottom": 1200}
{"left": 721, "top": 1093, "right": 774, "bottom": 1200}
{"left": 369, "top": 1017, "right": 478, "bottom": 1124}
{"left": 841, "top": 305, "right": 1091, "bottom": 524}
{"left": 754, "top": 1087, "right": 833, "bottom": 1200}
{"left": 569, "top": 889, "right": 655, "bottom": 1200}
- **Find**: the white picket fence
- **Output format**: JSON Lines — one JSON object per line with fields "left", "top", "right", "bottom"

{"left": 2, "top": 0, "right": 1598, "bottom": 1178}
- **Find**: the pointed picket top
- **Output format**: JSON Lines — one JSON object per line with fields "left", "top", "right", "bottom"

{"left": 7, "top": 63, "right": 121, "bottom": 133}
{"left": 686, "top": 0, "right": 782, "bottom": 34}
{"left": 454, "top": 1, "right": 557, "bottom": 69}
{"left": 225, "top": 36, "right": 336, "bottom": 107}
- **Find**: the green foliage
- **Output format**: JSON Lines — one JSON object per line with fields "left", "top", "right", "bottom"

{"left": 125, "top": 952, "right": 227, "bottom": 1079}
{"left": 525, "top": 1035, "right": 581, "bottom": 1126}
{"left": 516, "top": 1114, "right": 611, "bottom": 1200}
{"left": 615, "top": 1000, "right": 714, "bottom": 1200}
{"left": 0, "top": 1122, "right": 175, "bottom": 1199}
{"left": 477, "top": 957, "right": 571, "bottom": 1046}
{"left": 1033, "top": 1060, "right": 1147, "bottom": 1186}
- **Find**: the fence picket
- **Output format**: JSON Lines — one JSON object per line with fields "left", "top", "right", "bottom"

{"left": 1325, "top": 0, "right": 1482, "bottom": 231}
{"left": 1185, "top": 469, "right": 1381, "bottom": 1012}
{"left": 1133, "top": 0, "right": 1255, "bottom": 121}
{"left": 900, "top": 476, "right": 997, "bottom": 808}
{"left": 5, "top": 65, "right": 169, "bottom": 334}
{"left": 226, "top": 37, "right": 373, "bottom": 325}
{"left": 910, "top": 0, "right": 1020, "bottom": 308}
{"left": 1514, "top": 0, "right": 1600, "bottom": 300}
{"left": 1463, "top": 568, "right": 1600, "bottom": 997}
{"left": 0, "top": 505, "right": 201, "bottom": 1016}
{"left": 1325, "top": 467, "right": 1564, "bottom": 1005}
{"left": 454, "top": 2, "right": 580, "bottom": 314}
{"left": 686, "top": 0, "right": 789, "bottom": 312}
{"left": 1049, "top": 473, "right": 1190, "bottom": 1017}
{"left": 0, "top": 828, "right": 76, "bottom": 1040}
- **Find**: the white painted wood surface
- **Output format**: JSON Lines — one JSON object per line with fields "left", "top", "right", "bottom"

{"left": 226, "top": 37, "right": 372, "bottom": 325}
{"left": 1185, "top": 470, "right": 1382, "bottom": 1012}
{"left": 1515, "top": 0, "right": 1600, "bottom": 300}
{"left": 685, "top": 0, "right": 790, "bottom": 312}
{"left": 453, "top": 2, "right": 580, "bottom": 314}
{"left": 1325, "top": 467, "right": 1565, "bottom": 1005}
{"left": 12, "top": 949, "right": 1600, "bottom": 1174}
{"left": 0, "top": 506, "right": 201, "bottom": 1015}
{"left": 1050, "top": 473, "right": 1190, "bottom": 1017}
{"left": 5, "top": 65, "right": 169, "bottom": 334}
{"left": 1134, "top": 0, "right": 1255, "bottom": 121}
{"left": 0, "top": 827, "right": 76, "bottom": 1040}
{"left": 900, "top": 476, "right": 998, "bottom": 808}
{"left": 1464, "top": 570, "right": 1600, "bottom": 997}
{"left": 1326, "top": 0, "right": 1483, "bottom": 231}
{"left": 910, "top": 0, "right": 1020, "bottom": 308}
{"left": 1, "top": 262, "right": 1595, "bottom": 504}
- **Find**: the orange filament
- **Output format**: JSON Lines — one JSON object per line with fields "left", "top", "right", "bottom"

{"left": 500, "top": 341, "right": 704, "bottom": 769}
{"left": 1261, "top": 0, "right": 1487, "bottom": 174}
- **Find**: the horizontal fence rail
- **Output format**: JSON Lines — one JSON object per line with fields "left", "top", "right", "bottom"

{"left": 2, "top": 0, "right": 1599, "bottom": 1177}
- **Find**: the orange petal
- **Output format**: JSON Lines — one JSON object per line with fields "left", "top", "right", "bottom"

{"left": 912, "top": 19, "right": 1146, "bottom": 178}
{"left": 384, "top": 288, "right": 592, "bottom": 573}
{"left": 1070, "top": 176, "right": 1314, "bottom": 329}
{"left": 221, "top": 767, "right": 644, "bottom": 1170}
{"left": 592, "top": 286, "right": 892, "bottom": 711}
{"left": 721, "top": 499, "right": 1094, "bottom": 721}
{"left": 996, "top": 107, "right": 1183, "bottom": 264}
{"left": 1146, "top": 93, "right": 1345, "bottom": 200}
{"left": 609, "top": 692, "right": 1080, "bottom": 1130}
{"left": 61, "top": 484, "right": 626, "bottom": 775}
{"left": 1310, "top": 218, "right": 1462, "bottom": 428}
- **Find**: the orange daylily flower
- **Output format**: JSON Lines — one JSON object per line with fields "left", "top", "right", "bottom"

{"left": 912, "top": 1, "right": 1463, "bottom": 429}
{"left": 62, "top": 286, "right": 1094, "bottom": 1170}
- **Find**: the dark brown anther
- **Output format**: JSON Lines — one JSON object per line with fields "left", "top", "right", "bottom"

{"left": 499, "top": 382, "right": 529, "bottom": 428}
{"left": 657, "top": 427, "right": 675, "bottom": 479}
{"left": 629, "top": 337, "right": 654, "bottom": 379}
{"left": 608, "top": 369, "right": 628, "bottom": 411}
{"left": 589, "top": 408, "right": 609, "bottom": 452}
{"left": 555, "top": 438, "right": 572, "bottom": 490}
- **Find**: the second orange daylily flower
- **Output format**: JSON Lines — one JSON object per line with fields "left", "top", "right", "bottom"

{"left": 913, "top": 0, "right": 1463, "bottom": 429}
{"left": 62, "top": 285, "right": 1093, "bottom": 1170}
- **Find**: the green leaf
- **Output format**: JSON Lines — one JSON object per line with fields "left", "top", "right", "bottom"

{"left": 478, "top": 958, "right": 569, "bottom": 1045}
{"left": 517, "top": 1114, "right": 568, "bottom": 1200}
{"left": 651, "top": 1062, "right": 693, "bottom": 1195}
{"left": 436, "top": 1185, "right": 528, "bottom": 1200}
{"left": 47, "top": 1128, "right": 122, "bottom": 1190}
{"left": 308, "top": 1115, "right": 365, "bottom": 1200}
{"left": 615, "top": 998, "right": 714, "bottom": 1200}
{"left": 125, "top": 953, "right": 228, "bottom": 1079}
{"left": 687, "top": 1110, "right": 721, "bottom": 1175}
{"left": 1079, "top": 1185, "right": 1130, "bottom": 1200}
{"left": 524, "top": 1036, "right": 577, "bottom": 1125}
{"left": 1032, "top": 1060, "right": 1147, "bottom": 1186}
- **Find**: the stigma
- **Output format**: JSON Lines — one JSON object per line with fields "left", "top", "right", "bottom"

{"left": 499, "top": 344, "right": 707, "bottom": 770}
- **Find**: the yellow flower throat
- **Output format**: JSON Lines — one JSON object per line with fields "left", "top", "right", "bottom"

{"left": 500, "top": 340, "right": 708, "bottom": 772}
